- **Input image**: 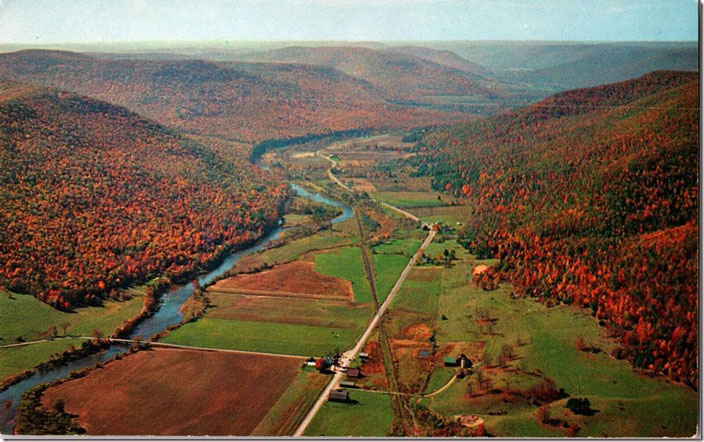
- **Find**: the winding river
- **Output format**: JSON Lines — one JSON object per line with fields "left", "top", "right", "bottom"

{"left": 0, "top": 183, "right": 353, "bottom": 434}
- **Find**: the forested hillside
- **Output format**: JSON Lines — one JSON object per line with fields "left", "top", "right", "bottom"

{"left": 0, "top": 80, "right": 289, "bottom": 309}
{"left": 413, "top": 71, "right": 699, "bottom": 386}
{"left": 233, "top": 45, "right": 502, "bottom": 100}
{"left": 0, "top": 50, "right": 468, "bottom": 145}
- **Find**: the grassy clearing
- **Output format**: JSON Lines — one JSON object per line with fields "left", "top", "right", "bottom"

{"left": 426, "top": 249, "right": 698, "bottom": 437}
{"left": 0, "top": 290, "right": 144, "bottom": 382}
{"left": 413, "top": 205, "right": 471, "bottom": 226}
{"left": 0, "top": 338, "right": 85, "bottom": 381}
{"left": 425, "top": 367, "right": 456, "bottom": 394}
{"left": 252, "top": 367, "right": 331, "bottom": 436}
{"left": 304, "top": 389, "right": 394, "bottom": 437}
{"left": 163, "top": 318, "right": 361, "bottom": 357}
{"left": 371, "top": 191, "right": 446, "bottom": 208}
{"left": 315, "top": 247, "right": 371, "bottom": 303}
{"left": 373, "top": 238, "right": 422, "bottom": 256}
{"left": 0, "top": 291, "right": 144, "bottom": 342}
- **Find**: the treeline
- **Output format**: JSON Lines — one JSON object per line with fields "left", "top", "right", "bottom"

{"left": 0, "top": 83, "right": 290, "bottom": 309}
{"left": 249, "top": 128, "right": 373, "bottom": 163}
{"left": 413, "top": 71, "right": 699, "bottom": 387}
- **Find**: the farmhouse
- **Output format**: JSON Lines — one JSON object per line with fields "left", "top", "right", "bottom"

{"left": 329, "top": 389, "right": 350, "bottom": 402}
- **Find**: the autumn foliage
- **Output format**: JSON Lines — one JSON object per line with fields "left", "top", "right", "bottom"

{"left": 414, "top": 71, "right": 699, "bottom": 386}
{"left": 0, "top": 81, "right": 289, "bottom": 309}
{"left": 0, "top": 50, "right": 468, "bottom": 145}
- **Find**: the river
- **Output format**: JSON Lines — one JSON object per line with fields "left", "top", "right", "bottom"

{"left": 0, "top": 183, "right": 353, "bottom": 434}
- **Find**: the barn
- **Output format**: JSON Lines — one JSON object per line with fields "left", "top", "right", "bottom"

{"left": 346, "top": 368, "right": 361, "bottom": 379}
{"left": 329, "top": 389, "right": 350, "bottom": 402}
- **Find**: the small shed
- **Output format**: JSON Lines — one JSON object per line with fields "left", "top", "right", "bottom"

{"left": 417, "top": 350, "right": 431, "bottom": 359}
{"left": 444, "top": 356, "right": 459, "bottom": 367}
{"left": 329, "top": 389, "right": 350, "bottom": 402}
{"left": 346, "top": 368, "right": 361, "bottom": 379}
{"left": 340, "top": 380, "right": 357, "bottom": 388}
{"left": 359, "top": 352, "right": 370, "bottom": 359}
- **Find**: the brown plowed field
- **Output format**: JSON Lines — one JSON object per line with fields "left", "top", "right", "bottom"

{"left": 210, "top": 261, "right": 353, "bottom": 300}
{"left": 41, "top": 348, "right": 302, "bottom": 436}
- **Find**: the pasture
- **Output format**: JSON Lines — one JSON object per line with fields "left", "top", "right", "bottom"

{"left": 0, "top": 290, "right": 144, "bottom": 382}
{"left": 424, "top": 253, "right": 698, "bottom": 437}
{"left": 304, "top": 389, "right": 394, "bottom": 437}
{"left": 163, "top": 318, "right": 362, "bottom": 357}
{"left": 41, "top": 348, "right": 302, "bottom": 435}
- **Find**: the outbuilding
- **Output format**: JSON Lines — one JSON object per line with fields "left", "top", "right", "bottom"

{"left": 444, "top": 356, "right": 459, "bottom": 367}
{"left": 417, "top": 350, "right": 431, "bottom": 359}
{"left": 346, "top": 367, "right": 361, "bottom": 379}
{"left": 329, "top": 389, "right": 350, "bottom": 402}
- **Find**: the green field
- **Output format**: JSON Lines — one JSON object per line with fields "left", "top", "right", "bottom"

{"left": 0, "top": 290, "right": 144, "bottom": 382}
{"left": 206, "top": 292, "right": 373, "bottom": 330}
{"left": 163, "top": 318, "right": 361, "bottom": 357}
{"left": 0, "top": 291, "right": 144, "bottom": 342}
{"left": 372, "top": 253, "right": 410, "bottom": 303}
{"left": 371, "top": 191, "right": 446, "bottom": 208}
{"left": 233, "top": 232, "right": 356, "bottom": 271}
{"left": 412, "top": 205, "right": 471, "bottom": 226}
{"left": 373, "top": 238, "right": 422, "bottom": 256}
{"left": 304, "top": 389, "right": 394, "bottom": 437}
{"left": 0, "top": 338, "right": 85, "bottom": 381}
{"left": 390, "top": 267, "right": 441, "bottom": 316}
{"left": 315, "top": 247, "right": 371, "bottom": 303}
{"left": 424, "top": 251, "right": 698, "bottom": 437}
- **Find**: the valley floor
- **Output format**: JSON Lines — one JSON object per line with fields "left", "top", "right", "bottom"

{"left": 4, "top": 133, "right": 698, "bottom": 437}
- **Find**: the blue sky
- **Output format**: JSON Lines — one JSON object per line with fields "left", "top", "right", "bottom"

{"left": 0, "top": 0, "right": 698, "bottom": 43}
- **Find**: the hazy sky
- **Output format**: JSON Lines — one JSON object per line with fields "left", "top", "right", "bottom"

{"left": 0, "top": 0, "right": 698, "bottom": 43}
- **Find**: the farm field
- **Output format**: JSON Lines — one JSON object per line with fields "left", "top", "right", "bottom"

{"left": 370, "top": 191, "right": 446, "bottom": 209}
{"left": 0, "top": 291, "right": 144, "bottom": 382}
{"left": 304, "top": 389, "right": 394, "bottom": 437}
{"left": 252, "top": 367, "right": 331, "bottom": 436}
{"left": 411, "top": 205, "right": 472, "bottom": 226}
{"left": 0, "top": 291, "right": 144, "bottom": 343}
{"left": 418, "top": 252, "right": 699, "bottom": 437}
{"left": 314, "top": 247, "right": 372, "bottom": 303}
{"left": 40, "top": 348, "right": 302, "bottom": 435}
{"left": 205, "top": 292, "right": 372, "bottom": 330}
{"left": 0, "top": 338, "right": 85, "bottom": 382}
{"left": 162, "top": 318, "right": 363, "bottom": 357}
{"left": 210, "top": 261, "right": 353, "bottom": 300}
{"left": 233, "top": 231, "right": 355, "bottom": 273}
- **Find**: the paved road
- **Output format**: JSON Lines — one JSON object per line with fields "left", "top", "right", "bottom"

{"left": 378, "top": 201, "right": 423, "bottom": 224}
{"left": 293, "top": 228, "right": 436, "bottom": 436}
